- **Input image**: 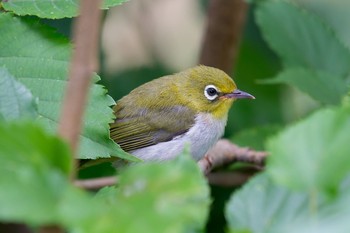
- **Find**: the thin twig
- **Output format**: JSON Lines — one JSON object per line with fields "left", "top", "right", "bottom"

{"left": 74, "top": 176, "right": 118, "bottom": 190}
{"left": 199, "top": 0, "right": 248, "bottom": 73}
{"left": 58, "top": 0, "right": 103, "bottom": 164}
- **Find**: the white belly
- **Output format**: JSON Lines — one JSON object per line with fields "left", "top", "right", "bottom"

{"left": 131, "top": 113, "right": 227, "bottom": 161}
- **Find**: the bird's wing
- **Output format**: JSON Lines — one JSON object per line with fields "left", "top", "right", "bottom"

{"left": 110, "top": 105, "right": 196, "bottom": 152}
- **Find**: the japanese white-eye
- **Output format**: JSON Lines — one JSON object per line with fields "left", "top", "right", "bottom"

{"left": 110, "top": 65, "right": 254, "bottom": 161}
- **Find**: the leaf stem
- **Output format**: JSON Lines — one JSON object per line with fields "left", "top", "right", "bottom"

{"left": 57, "top": 0, "right": 103, "bottom": 180}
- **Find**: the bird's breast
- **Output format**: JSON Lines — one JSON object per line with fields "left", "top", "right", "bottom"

{"left": 185, "top": 113, "right": 227, "bottom": 160}
{"left": 131, "top": 113, "right": 227, "bottom": 161}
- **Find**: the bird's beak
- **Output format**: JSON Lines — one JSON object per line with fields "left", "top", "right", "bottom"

{"left": 224, "top": 89, "right": 255, "bottom": 99}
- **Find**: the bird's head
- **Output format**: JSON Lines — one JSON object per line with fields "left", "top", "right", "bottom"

{"left": 177, "top": 65, "right": 255, "bottom": 119}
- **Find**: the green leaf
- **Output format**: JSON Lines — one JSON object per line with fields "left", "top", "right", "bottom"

{"left": 0, "top": 13, "right": 135, "bottom": 160}
{"left": 225, "top": 174, "right": 350, "bottom": 233}
{"left": 2, "top": 0, "right": 128, "bottom": 19}
{"left": 266, "top": 106, "right": 350, "bottom": 195}
{"left": 0, "top": 121, "right": 73, "bottom": 224}
{"left": 225, "top": 173, "right": 310, "bottom": 233}
{"left": 263, "top": 68, "right": 348, "bottom": 105}
{"left": 0, "top": 67, "right": 37, "bottom": 120}
{"left": 255, "top": 0, "right": 350, "bottom": 77}
{"left": 278, "top": 180, "right": 350, "bottom": 233}
{"left": 232, "top": 125, "right": 281, "bottom": 151}
{"left": 293, "top": 0, "right": 350, "bottom": 50}
{"left": 0, "top": 120, "right": 103, "bottom": 228}
{"left": 82, "top": 153, "right": 211, "bottom": 233}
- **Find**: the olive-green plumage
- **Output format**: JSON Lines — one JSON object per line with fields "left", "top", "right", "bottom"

{"left": 110, "top": 65, "right": 254, "bottom": 161}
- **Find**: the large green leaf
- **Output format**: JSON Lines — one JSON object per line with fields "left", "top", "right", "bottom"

{"left": 226, "top": 173, "right": 311, "bottom": 233}
{"left": 84, "top": 153, "right": 210, "bottom": 233}
{"left": 0, "top": 121, "right": 209, "bottom": 231}
{"left": 255, "top": 0, "right": 350, "bottom": 78}
{"left": 2, "top": 0, "right": 128, "bottom": 19}
{"left": 0, "top": 120, "right": 105, "bottom": 227}
{"left": 0, "top": 67, "right": 37, "bottom": 120}
{"left": 263, "top": 68, "right": 348, "bottom": 105}
{"left": 293, "top": 0, "right": 350, "bottom": 50}
{"left": 278, "top": 174, "right": 350, "bottom": 233}
{"left": 226, "top": 173, "right": 350, "bottom": 233}
{"left": 266, "top": 106, "right": 350, "bottom": 195}
{"left": 0, "top": 121, "right": 72, "bottom": 223}
{"left": 0, "top": 13, "right": 134, "bottom": 160}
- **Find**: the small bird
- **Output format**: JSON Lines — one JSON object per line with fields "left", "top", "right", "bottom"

{"left": 110, "top": 65, "right": 254, "bottom": 162}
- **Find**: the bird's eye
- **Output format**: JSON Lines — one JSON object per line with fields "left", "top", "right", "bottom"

{"left": 204, "top": 85, "right": 219, "bottom": 101}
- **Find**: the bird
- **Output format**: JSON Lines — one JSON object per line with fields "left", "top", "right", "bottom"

{"left": 110, "top": 65, "right": 254, "bottom": 162}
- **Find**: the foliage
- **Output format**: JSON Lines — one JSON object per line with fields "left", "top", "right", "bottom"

{"left": 225, "top": 1, "right": 350, "bottom": 233}
{"left": 255, "top": 0, "right": 350, "bottom": 104}
{"left": 0, "top": 120, "right": 209, "bottom": 232}
{"left": 0, "top": 13, "right": 134, "bottom": 160}
{"left": 1, "top": 0, "right": 350, "bottom": 232}
{"left": 2, "top": 0, "right": 128, "bottom": 19}
{"left": 0, "top": 67, "right": 37, "bottom": 120}
{"left": 226, "top": 171, "right": 350, "bottom": 233}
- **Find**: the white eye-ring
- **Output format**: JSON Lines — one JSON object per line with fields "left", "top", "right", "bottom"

{"left": 204, "top": 85, "right": 219, "bottom": 101}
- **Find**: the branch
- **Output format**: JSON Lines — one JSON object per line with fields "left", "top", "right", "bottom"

{"left": 74, "top": 139, "right": 267, "bottom": 189}
{"left": 199, "top": 0, "right": 248, "bottom": 73}
{"left": 198, "top": 139, "right": 267, "bottom": 174}
{"left": 74, "top": 176, "right": 118, "bottom": 190}
{"left": 58, "top": 0, "right": 103, "bottom": 159}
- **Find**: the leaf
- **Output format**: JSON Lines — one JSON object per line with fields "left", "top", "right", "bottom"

{"left": 0, "top": 122, "right": 209, "bottom": 231}
{"left": 263, "top": 68, "right": 348, "bottom": 105}
{"left": 225, "top": 174, "right": 350, "bottom": 233}
{"left": 0, "top": 13, "right": 135, "bottom": 160}
{"left": 0, "top": 121, "right": 73, "bottom": 224}
{"left": 232, "top": 125, "right": 281, "bottom": 150}
{"left": 0, "top": 67, "right": 37, "bottom": 120}
{"left": 293, "top": 0, "right": 350, "bottom": 50}
{"left": 225, "top": 173, "right": 311, "bottom": 233}
{"left": 83, "top": 152, "right": 211, "bottom": 233}
{"left": 2, "top": 0, "right": 129, "bottom": 19}
{"left": 0, "top": 120, "right": 104, "bottom": 228}
{"left": 255, "top": 0, "right": 350, "bottom": 77}
{"left": 266, "top": 106, "right": 350, "bottom": 195}
{"left": 278, "top": 182, "right": 350, "bottom": 233}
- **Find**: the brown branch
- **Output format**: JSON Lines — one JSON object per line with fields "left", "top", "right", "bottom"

{"left": 207, "top": 171, "right": 253, "bottom": 187}
{"left": 198, "top": 139, "right": 267, "bottom": 174}
{"left": 199, "top": 0, "right": 248, "bottom": 73}
{"left": 75, "top": 139, "right": 267, "bottom": 189}
{"left": 58, "top": 0, "right": 103, "bottom": 159}
{"left": 74, "top": 176, "right": 118, "bottom": 190}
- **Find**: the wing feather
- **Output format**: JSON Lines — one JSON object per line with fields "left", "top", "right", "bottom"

{"left": 110, "top": 105, "right": 195, "bottom": 152}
